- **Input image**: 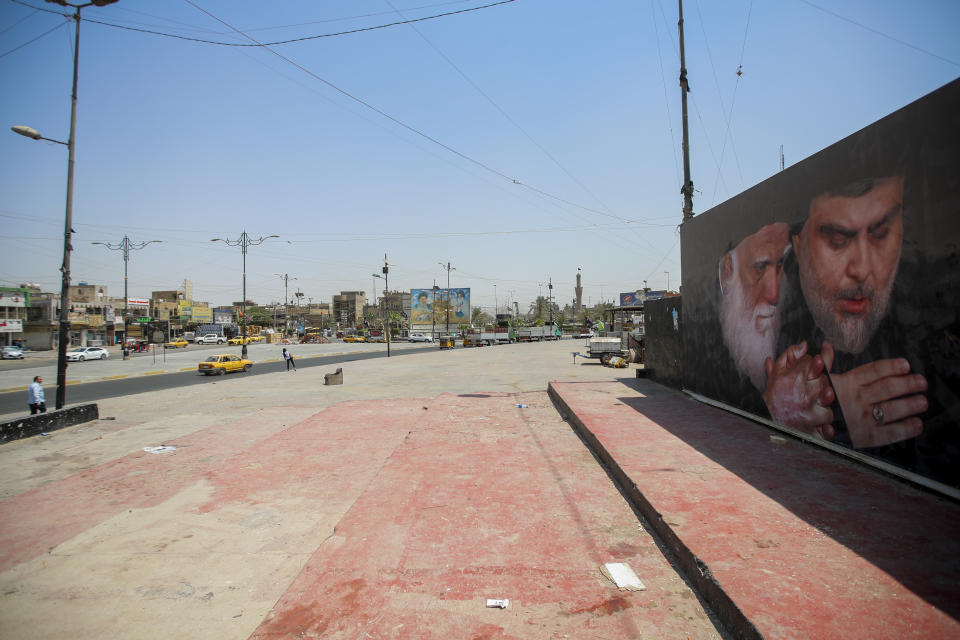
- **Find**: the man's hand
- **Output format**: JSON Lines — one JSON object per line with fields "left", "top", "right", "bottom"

{"left": 762, "top": 341, "right": 836, "bottom": 439}
{"left": 822, "top": 342, "right": 927, "bottom": 448}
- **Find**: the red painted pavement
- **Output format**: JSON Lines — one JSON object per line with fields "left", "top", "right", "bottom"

{"left": 251, "top": 392, "right": 717, "bottom": 639}
{"left": 550, "top": 378, "right": 960, "bottom": 639}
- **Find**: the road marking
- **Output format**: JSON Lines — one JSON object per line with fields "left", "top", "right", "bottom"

{"left": 0, "top": 386, "right": 28, "bottom": 393}
{"left": 179, "top": 367, "right": 195, "bottom": 372}
{"left": 143, "top": 371, "right": 166, "bottom": 376}
{"left": 101, "top": 375, "right": 128, "bottom": 380}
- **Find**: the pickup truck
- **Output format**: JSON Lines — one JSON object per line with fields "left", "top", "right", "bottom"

{"left": 195, "top": 333, "right": 226, "bottom": 345}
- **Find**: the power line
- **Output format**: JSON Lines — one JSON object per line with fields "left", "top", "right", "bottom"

{"left": 80, "top": 1, "right": 520, "bottom": 48}
{"left": 797, "top": 0, "right": 960, "bottom": 68}
{"left": 0, "top": 18, "right": 66, "bottom": 59}
{"left": 179, "top": 0, "right": 667, "bottom": 231}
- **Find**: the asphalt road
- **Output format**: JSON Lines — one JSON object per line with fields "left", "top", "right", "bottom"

{"left": 0, "top": 348, "right": 425, "bottom": 415}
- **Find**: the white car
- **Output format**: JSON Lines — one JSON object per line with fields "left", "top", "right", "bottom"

{"left": 2, "top": 346, "right": 24, "bottom": 359}
{"left": 195, "top": 334, "right": 226, "bottom": 344}
{"left": 408, "top": 333, "right": 433, "bottom": 343}
{"left": 67, "top": 346, "right": 109, "bottom": 361}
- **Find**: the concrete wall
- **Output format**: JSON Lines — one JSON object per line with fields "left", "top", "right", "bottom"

{"left": 0, "top": 403, "right": 99, "bottom": 444}
{"left": 643, "top": 297, "right": 683, "bottom": 389}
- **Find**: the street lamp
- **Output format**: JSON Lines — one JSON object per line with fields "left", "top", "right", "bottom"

{"left": 372, "top": 272, "right": 384, "bottom": 348}
{"left": 274, "top": 273, "right": 296, "bottom": 334}
{"left": 438, "top": 261, "right": 455, "bottom": 335}
{"left": 92, "top": 235, "right": 161, "bottom": 342}
{"left": 432, "top": 282, "right": 439, "bottom": 341}
{"left": 10, "top": 0, "right": 118, "bottom": 410}
{"left": 382, "top": 255, "right": 392, "bottom": 357}
{"left": 211, "top": 232, "right": 278, "bottom": 358}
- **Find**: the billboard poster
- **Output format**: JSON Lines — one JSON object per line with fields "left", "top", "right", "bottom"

{"left": 620, "top": 291, "right": 642, "bottom": 306}
{"left": 681, "top": 79, "right": 960, "bottom": 490}
{"left": 104, "top": 305, "right": 115, "bottom": 322}
{"left": 620, "top": 290, "right": 666, "bottom": 305}
{"left": 0, "top": 290, "right": 28, "bottom": 307}
{"left": 410, "top": 288, "right": 470, "bottom": 326}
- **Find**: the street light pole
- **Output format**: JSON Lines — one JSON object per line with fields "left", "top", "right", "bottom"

{"left": 274, "top": 273, "right": 296, "bottom": 335}
{"left": 431, "top": 281, "right": 439, "bottom": 341}
{"left": 548, "top": 277, "right": 554, "bottom": 327}
{"left": 212, "top": 231, "right": 278, "bottom": 358}
{"left": 381, "top": 254, "right": 391, "bottom": 357}
{"left": 438, "top": 261, "right": 454, "bottom": 335}
{"left": 92, "top": 235, "right": 161, "bottom": 341}
{"left": 10, "top": 0, "right": 118, "bottom": 409}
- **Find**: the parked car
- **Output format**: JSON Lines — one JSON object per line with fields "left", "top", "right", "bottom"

{"left": 408, "top": 333, "right": 433, "bottom": 343}
{"left": 195, "top": 334, "right": 225, "bottom": 345}
{"left": 66, "top": 346, "right": 109, "bottom": 361}
{"left": 248, "top": 335, "right": 264, "bottom": 343}
{"left": 227, "top": 336, "right": 252, "bottom": 345}
{"left": 343, "top": 335, "right": 365, "bottom": 343}
{"left": 164, "top": 339, "right": 189, "bottom": 349}
{"left": 1, "top": 345, "right": 24, "bottom": 359}
{"left": 197, "top": 354, "right": 252, "bottom": 375}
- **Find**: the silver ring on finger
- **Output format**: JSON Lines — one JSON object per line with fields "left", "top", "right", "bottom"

{"left": 872, "top": 403, "right": 885, "bottom": 426}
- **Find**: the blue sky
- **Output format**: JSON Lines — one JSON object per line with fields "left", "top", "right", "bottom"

{"left": 1, "top": 0, "right": 958, "bottom": 314}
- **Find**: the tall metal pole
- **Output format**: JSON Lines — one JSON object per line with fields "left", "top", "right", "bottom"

{"left": 548, "top": 278, "right": 554, "bottom": 327}
{"left": 432, "top": 281, "right": 438, "bottom": 341}
{"left": 12, "top": 1, "right": 117, "bottom": 408}
{"left": 241, "top": 236, "right": 248, "bottom": 357}
{"left": 679, "top": 0, "right": 694, "bottom": 221}
{"left": 439, "top": 261, "right": 454, "bottom": 335}
{"left": 275, "top": 273, "right": 295, "bottom": 335}
{"left": 212, "top": 231, "right": 278, "bottom": 358}
{"left": 383, "top": 254, "right": 390, "bottom": 357}
{"left": 53, "top": 7, "right": 82, "bottom": 410}
{"left": 92, "top": 235, "right": 161, "bottom": 343}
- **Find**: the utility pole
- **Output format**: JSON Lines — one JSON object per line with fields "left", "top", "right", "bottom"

{"left": 91, "top": 235, "right": 161, "bottom": 342}
{"left": 679, "top": 0, "right": 694, "bottom": 221}
{"left": 432, "top": 281, "right": 439, "bottom": 341}
{"left": 275, "top": 273, "right": 296, "bottom": 334}
{"left": 548, "top": 278, "right": 554, "bottom": 327}
{"left": 211, "top": 231, "right": 278, "bottom": 358}
{"left": 438, "top": 261, "right": 455, "bottom": 335}
{"left": 383, "top": 254, "right": 391, "bottom": 357}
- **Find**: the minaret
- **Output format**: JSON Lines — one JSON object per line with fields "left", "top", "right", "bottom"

{"left": 575, "top": 267, "right": 583, "bottom": 310}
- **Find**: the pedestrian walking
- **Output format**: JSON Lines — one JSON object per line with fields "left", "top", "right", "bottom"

{"left": 282, "top": 347, "right": 296, "bottom": 371}
{"left": 28, "top": 375, "right": 46, "bottom": 415}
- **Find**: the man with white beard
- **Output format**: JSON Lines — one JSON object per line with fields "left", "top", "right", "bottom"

{"left": 718, "top": 223, "right": 790, "bottom": 391}
{"left": 719, "top": 223, "right": 836, "bottom": 433}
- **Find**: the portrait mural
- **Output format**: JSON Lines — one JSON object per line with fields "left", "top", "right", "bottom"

{"left": 681, "top": 79, "right": 960, "bottom": 490}
{"left": 410, "top": 288, "right": 470, "bottom": 327}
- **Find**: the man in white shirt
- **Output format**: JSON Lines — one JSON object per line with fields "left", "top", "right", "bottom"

{"left": 28, "top": 376, "right": 46, "bottom": 415}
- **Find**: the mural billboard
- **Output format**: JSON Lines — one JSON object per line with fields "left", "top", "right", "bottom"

{"left": 410, "top": 288, "right": 470, "bottom": 327}
{"left": 620, "top": 290, "right": 666, "bottom": 306}
{"left": 681, "top": 79, "right": 960, "bottom": 490}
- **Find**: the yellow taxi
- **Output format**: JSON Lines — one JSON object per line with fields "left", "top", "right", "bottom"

{"left": 164, "top": 339, "right": 189, "bottom": 349}
{"left": 248, "top": 335, "right": 265, "bottom": 343}
{"left": 227, "top": 336, "right": 253, "bottom": 345}
{"left": 343, "top": 335, "right": 366, "bottom": 343}
{"left": 198, "top": 354, "right": 253, "bottom": 375}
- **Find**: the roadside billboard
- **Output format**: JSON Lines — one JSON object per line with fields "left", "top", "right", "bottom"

{"left": 410, "top": 288, "right": 470, "bottom": 327}
{"left": 620, "top": 290, "right": 666, "bottom": 306}
{"left": 0, "top": 289, "right": 29, "bottom": 307}
{"left": 680, "top": 79, "right": 960, "bottom": 491}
